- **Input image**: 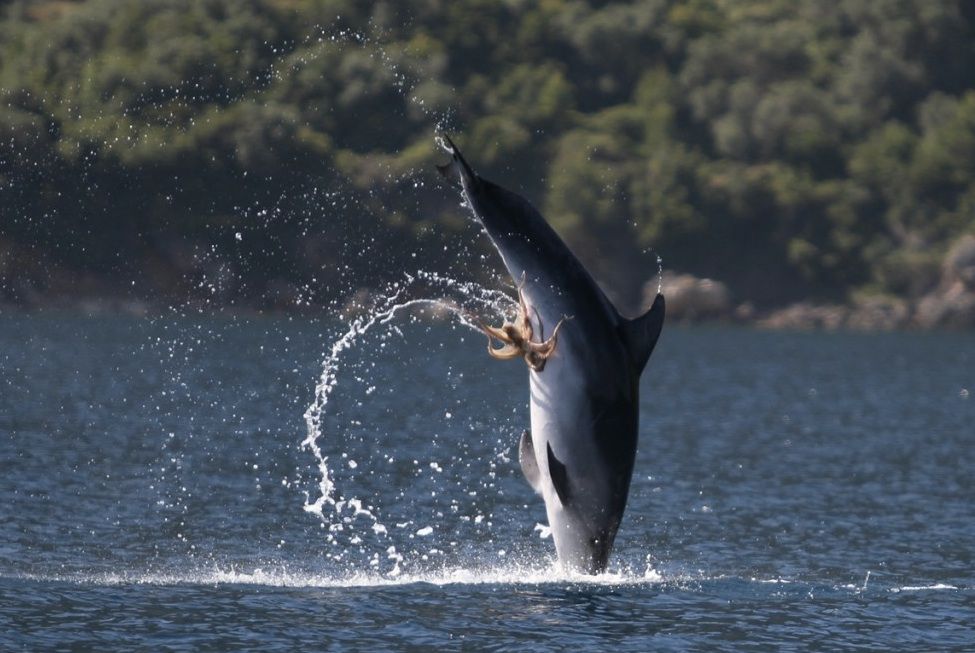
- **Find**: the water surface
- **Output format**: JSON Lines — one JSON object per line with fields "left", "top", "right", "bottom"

{"left": 1, "top": 313, "right": 973, "bottom": 650}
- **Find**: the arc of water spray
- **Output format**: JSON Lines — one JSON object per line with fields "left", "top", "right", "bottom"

{"left": 301, "top": 271, "right": 515, "bottom": 533}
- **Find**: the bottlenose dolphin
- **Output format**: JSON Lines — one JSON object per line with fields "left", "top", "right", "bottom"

{"left": 437, "top": 135, "right": 665, "bottom": 574}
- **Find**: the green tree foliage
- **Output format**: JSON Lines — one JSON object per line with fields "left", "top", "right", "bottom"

{"left": 2, "top": 0, "right": 975, "bottom": 307}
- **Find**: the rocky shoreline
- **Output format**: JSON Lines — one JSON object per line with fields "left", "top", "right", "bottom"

{"left": 651, "top": 235, "right": 975, "bottom": 331}
{"left": 5, "top": 236, "right": 975, "bottom": 331}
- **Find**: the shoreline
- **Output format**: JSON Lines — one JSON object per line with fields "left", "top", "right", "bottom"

{"left": 3, "top": 292, "right": 973, "bottom": 332}
{"left": 4, "top": 236, "right": 973, "bottom": 331}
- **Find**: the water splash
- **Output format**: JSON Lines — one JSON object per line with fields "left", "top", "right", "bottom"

{"left": 10, "top": 557, "right": 666, "bottom": 589}
{"left": 15, "top": 566, "right": 964, "bottom": 595}
{"left": 656, "top": 253, "right": 664, "bottom": 295}
{"left": 641, "top": 247, "right": 664, "bottom": 296}
{"left": 301, "top": 271, "right": 514, "bottom": 575}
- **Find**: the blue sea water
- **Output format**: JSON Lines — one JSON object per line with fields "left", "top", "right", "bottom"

{"left": 1, "top": 311, "right": 973, "bottom": 650}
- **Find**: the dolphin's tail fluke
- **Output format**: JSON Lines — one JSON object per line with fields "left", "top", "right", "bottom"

{"left": 436, "top": 134, "right": 478, "bottom": 190}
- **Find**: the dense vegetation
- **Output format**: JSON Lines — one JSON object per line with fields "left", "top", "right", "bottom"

{"left": 2, "top": 0, "right": 975, "bottom": 311}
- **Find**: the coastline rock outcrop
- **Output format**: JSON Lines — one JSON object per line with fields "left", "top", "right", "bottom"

{"left": 759, "top": 296, "right": 910, "bottom": 331}
{"left": 759, "top": 235, "right": 975, "bottom": 330}
{"left": 647, "top": 272, "right": 732, "bottom": 322}
{"left": 914, "top": 235, "right": 975, "bottom": 329}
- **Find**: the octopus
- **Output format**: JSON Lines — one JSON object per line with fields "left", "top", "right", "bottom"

{"left": 478, "top": 286, "right": 567, "bottom": 372}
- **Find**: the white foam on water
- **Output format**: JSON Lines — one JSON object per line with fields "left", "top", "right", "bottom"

{"left": 12, "top": 562, "right": 666, "bottom": 590}
{"left": 889, "top": 583, "right": 959, "bottom": 593}
{"left": 12, "top": 566, "right": 965, "bottom": 596}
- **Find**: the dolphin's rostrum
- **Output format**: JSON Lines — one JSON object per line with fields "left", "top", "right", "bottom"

{"left": 438, "top": 135, "right": 665, "bottom": 574}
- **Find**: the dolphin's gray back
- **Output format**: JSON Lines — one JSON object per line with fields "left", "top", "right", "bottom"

{"left": 472, "top": 179, "right": 615, "bottom": 313}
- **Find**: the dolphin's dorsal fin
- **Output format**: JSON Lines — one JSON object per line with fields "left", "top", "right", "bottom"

{"left": 546, "top": 442, "right": 571, "bottom": 506}
{"left": 519, "top": 429, "right": 542, "bottom": 495}
{"left": 619, "top": 293, "right": 665, "bottom": 375}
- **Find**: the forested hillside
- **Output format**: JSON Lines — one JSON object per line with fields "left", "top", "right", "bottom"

{"left": 2, "top": 0, "right": 975, "bottom": 319}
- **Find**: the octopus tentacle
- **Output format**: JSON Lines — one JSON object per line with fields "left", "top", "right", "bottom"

{"left": 517, "top": 288, "right": 534, "bottom": 340}
{"left": 526, "top": 316, "right": 566, "bottom": 354}
{"left": 487, "top": 341, "right": 523, "bottom": 360}
{"left": 524, "top": 353, "right": 544, "bottom": 372}
{"left": 475, "top": 284, "right": 569, "bottom": 372}
{"left": 479, "top": 323, "right": 512, "bottom": 342}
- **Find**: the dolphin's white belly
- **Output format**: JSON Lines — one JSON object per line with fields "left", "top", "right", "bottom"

{"left": 524, "top": 294, "right": 618, "bottom": 493}
{"left": 528, "top": 348, "right": 614, "bottom": 545}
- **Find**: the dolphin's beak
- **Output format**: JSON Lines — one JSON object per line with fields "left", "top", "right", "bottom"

{"left": 435, "top": 134, "right": 477, "bottom": 189}
{"left": 441, "top": 132, "right": 457, "bottom": 152}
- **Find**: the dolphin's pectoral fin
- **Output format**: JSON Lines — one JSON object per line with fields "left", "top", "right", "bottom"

{"left": 519, "top": 429, "right": 543, "bottom": 495}
{"left": 619, "top": 293, "right": 665, "bottom": 374}
{"left": 546, "top": 443, "right": 571, "bottom": 506}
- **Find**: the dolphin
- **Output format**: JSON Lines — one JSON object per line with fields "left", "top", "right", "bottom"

{"left": 437, "top": 135, "right": 665, "bottom": 574}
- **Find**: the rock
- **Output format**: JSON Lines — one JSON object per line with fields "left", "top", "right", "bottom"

{"left": 943, "top": 234, "right": 975, "bottom": 290}
{"left": 915, "top": 280, "right": 975, "bottom": 329}
{"left": 734, "top": 302, "right": 756, "bottom": 322}
{"left": 759, "top": 296, "right": 909, "bottom": 331}
{"left": 649, "top": 272, "right": 732, "bottom": 321}
{"left": 758, "top": 303, "right": 849, "bottom": 330}
{"left": 846, "top": 296, "right": 910, "bottom": 331}
{"left": 913, "top": 234, "right": 975, "bottom": 329}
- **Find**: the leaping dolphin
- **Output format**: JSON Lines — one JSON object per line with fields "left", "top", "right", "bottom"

{"left": 437, "top": 135, "right": 665, "bottom": 574}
